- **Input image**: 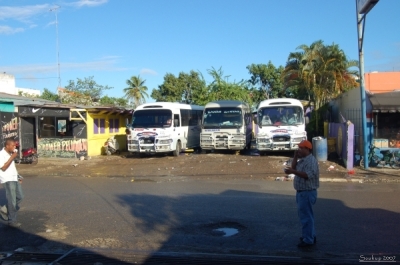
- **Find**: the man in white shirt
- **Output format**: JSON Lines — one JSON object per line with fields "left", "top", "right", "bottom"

{"left": 0, "top": 139, "right": 24, "bottom": 228}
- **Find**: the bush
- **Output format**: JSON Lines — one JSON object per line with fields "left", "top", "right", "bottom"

{"left": 306, "top": 104, "right": 329, "bottom": 140}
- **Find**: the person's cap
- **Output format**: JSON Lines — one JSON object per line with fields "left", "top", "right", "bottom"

{"left": 298, "top": 140, "right": 312, "bottom": 150}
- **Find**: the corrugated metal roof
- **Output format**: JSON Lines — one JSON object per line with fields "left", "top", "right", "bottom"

{"left": 0, "top": 92, "right": 63, "bottom": 106}
{"left": 0, "top": 92, "right": 132, "bottom": 113}
{"left": 368, "top": 91, "right": 400, "bottom": 112}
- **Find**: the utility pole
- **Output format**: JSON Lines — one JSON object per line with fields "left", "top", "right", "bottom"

{"left": 50, "top": 5, "right": 61, "bottom": 90}
{"left": 355, "top": 0, "right": 379, "bottom": 169}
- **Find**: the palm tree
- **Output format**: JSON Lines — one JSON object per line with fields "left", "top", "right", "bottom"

{"left": 283, "top": 40, "right": 359, "bottom": 134}
{"left": 124, "top": 75, "right": 149, "bottom": 109}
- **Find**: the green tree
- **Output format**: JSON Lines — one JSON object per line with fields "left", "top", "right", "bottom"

{"left": 152, "top": 68, "right": 254, "bottom": 106}
{"left": 151, "top": 71, "right": 207, "bottom": 104}
{"left": 283, "top": 40, "right": 359, "bottom": 134}
{"left": 99, "top": 96, "right": 128, "bottom": 107}
{"left": 40, "top": 88, "right": 60, "bottom": 102}
{"left": 63, "top": 76, "right": 112, "bottom": 105}
{"left": 206, "top": 67, "right": 252, "bottom": 104}
{"left": 124, "top": 75, "right": 148, "bottom": 108}
{"left": 247, "top": 62, "right": 284, "bottom": 100}
{"left": 18, "top": 91, "right": 39, "bottom": 98}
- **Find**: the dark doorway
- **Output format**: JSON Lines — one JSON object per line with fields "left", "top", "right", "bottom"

{"left": 20, "top": 117, "right": 36, "bottom": 150}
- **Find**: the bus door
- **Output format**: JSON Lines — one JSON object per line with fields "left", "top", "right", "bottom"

{"left": 173, "top": 113, "right": 185, "bottom": 147}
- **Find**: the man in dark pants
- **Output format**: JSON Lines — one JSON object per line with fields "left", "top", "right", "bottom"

{"left": 284, "top": 140, "right": 319, "bottom": 247}
{"left": 0, "top": 139, "right": 24, "bottom": 228}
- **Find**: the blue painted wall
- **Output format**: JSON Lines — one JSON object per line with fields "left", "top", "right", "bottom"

{"left": 0, "top": 102, "right": 14, "bottom": 112}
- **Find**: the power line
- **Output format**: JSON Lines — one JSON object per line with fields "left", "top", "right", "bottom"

{"left": 49, "top": 5, "right": 61, "bottom": 89}
{"left": 15, "top": 77, "right": 59, "bottom": 80}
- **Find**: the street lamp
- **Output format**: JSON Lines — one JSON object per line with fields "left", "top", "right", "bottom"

{"left": 49, "top": 5, "right": 61, "bottom": 90}
{"left": 355, "top": 0, "right": 379, "bottom": 169}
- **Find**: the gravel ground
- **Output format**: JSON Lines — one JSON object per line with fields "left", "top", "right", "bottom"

{"left": 16, "top": 150, "right": 400, "bottom": 182}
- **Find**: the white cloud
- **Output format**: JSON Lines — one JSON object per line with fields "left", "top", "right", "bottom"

{"left": 0, "top": 57, "right": 127, "bottom": 76}
{"left": 140, "top": 68, "right": 158, "bottom": 76}
{"left": 0, "top": 1, "right": 107, "bottom": 34}
{"left": 0, "top": 25, "right": 24, "bottom": 34}
{"left": 0, "top": 4, "right": 51, "bottom": 23}
{"left": 66, "top": 0, "right": 108, "bottom": 8}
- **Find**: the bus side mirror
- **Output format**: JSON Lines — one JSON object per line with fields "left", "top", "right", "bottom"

{"left": 125, "top": 118, "right": 129, "bottom": 127}
{"left": 174, "top": 118, "right": 179, "bottom": 127}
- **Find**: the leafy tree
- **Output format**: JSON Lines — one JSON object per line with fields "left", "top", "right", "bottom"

{"left": 283, "top": 40, "right": 359, "bottom": 134}
{"left": 152, "top": 68, "right": 254, "bottom": 106}
{"left": 283, "top": 50, "right": 312, "bottom": 100}
{"left": 40, "top": 88, "right": 60, "bottom": 102}
{"left": 179, "top": 71, "right": 207, "bottom": 104}
{"left": 124, "top": 75, "right": 148, "bottom": 108}
{"left": 151, "top": 71, "right": 206, "bottom": 104}
{"left": 63, "top": 76, "right": 112, "bottom": 105}
{"left": 99, "top": 96, "right": 128, "bottom": 107}
{"left": 247, "top": 62, "right": 284, "bottom": 100}
{"left": 206, "top": 67, "right": 252, "bottom": 104}
{"left": 18, "top": 91, "right": 39, "bottom": 98}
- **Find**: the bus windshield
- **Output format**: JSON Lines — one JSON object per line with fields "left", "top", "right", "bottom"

{"left": 203, "top": 107, "right": 243, "bottom": 128}
{"left": 258, "top": 106, "right": 304, "bottom": 126}
{"left": 132, "top": 109, "right": 173, "bottom": 128}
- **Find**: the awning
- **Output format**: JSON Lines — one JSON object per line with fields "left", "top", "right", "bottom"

{"left": 368, "top": 91, "right": 400, "bottom": 112}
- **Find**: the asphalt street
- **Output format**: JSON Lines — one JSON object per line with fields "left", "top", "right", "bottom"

{"left": 0, "top": 174, "right": 399, "bottom": 264}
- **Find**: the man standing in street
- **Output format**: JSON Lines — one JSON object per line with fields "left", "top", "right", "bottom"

{"left": 0, "top": 139, "right": 24, "bottom": 228}
{"left": 284, "top": 140, "right": 319, "bottom": 247}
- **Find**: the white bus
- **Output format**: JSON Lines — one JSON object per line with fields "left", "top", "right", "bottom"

{"left": 126, "top": 102, "right": 204, "bottom": 156}
{"left": 201, "top": 100, "right": 252, "bottom": 151}
{"left": 255, "top": 98, "right": 306, "bottom": 152}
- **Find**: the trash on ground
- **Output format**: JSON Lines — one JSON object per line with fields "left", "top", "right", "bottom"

{"left": 275, "top": 175, "right": 295, "bottom": 181}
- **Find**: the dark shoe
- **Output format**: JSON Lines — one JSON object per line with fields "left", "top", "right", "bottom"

{"left": 299, "top": 236, "right": 316, "bottom": 244}
{"left": 0, "top": 210, "right": 8, "bottom": 221}
{"left": 297, "top": 241, "right": 314, "bottom": 248}
{"left": 8, "top": 222, "right": 21, "bottom": 228}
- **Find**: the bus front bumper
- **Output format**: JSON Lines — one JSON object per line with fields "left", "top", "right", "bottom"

{"left": 127, "top": 138, "right": 173, "bottom": 153}
{"left": 201, "top": 137, "right": 246, "bottom": 150}
{"left": 256, "top": 137, "right": 305, "bottom": 151}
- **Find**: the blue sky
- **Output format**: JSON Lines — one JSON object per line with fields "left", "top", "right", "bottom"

{"left": 1, "top": 0, "right": 399, "bottom": 103}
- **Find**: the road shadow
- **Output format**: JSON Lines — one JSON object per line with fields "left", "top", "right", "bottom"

{"left": 116, "top": 189, "right": 400, "bottom": 263}
{"left": 0, "top": 190, "right": 135, "bottom": 264}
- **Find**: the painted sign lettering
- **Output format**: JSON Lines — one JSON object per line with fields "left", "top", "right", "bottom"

{"left": 38, "top": 138, "right": 88, "bottom": 158}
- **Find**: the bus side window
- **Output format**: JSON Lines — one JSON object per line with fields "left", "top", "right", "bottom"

{"left": 174, "top": 114, "right": 180, "bottom": 127}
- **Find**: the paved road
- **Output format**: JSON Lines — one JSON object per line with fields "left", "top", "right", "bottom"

{"left": 1, "top": 174, "right": 399, "bottom": 263}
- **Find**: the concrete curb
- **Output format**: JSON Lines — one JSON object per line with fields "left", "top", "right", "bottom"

{"left": 26, "top": 172, "right": 385, "bottom": 183}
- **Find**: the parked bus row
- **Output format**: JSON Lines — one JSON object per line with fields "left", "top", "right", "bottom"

{"left": 125, "top": 98, "right": 307, "bottom": 157}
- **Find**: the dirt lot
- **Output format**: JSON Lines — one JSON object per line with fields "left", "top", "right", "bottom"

{"left": 16, "top": 150, "right": 396, "bottom": 182}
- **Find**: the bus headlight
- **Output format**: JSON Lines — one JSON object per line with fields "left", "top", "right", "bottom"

{"left": 158, "top": 139, "right": 173, "bottom": 144}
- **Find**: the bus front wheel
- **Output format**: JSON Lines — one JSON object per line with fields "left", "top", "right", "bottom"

{"left": 173, "top": 141, "right": 181, "bottom": 157}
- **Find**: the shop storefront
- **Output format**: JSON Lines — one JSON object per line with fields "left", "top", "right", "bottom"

{"left": 370, "top": 91, "right": 400, "bottom": 149}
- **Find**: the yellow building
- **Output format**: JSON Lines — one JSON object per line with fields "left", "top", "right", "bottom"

{"left": 72, "top": 107, "right": 132, "bottom": 156}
